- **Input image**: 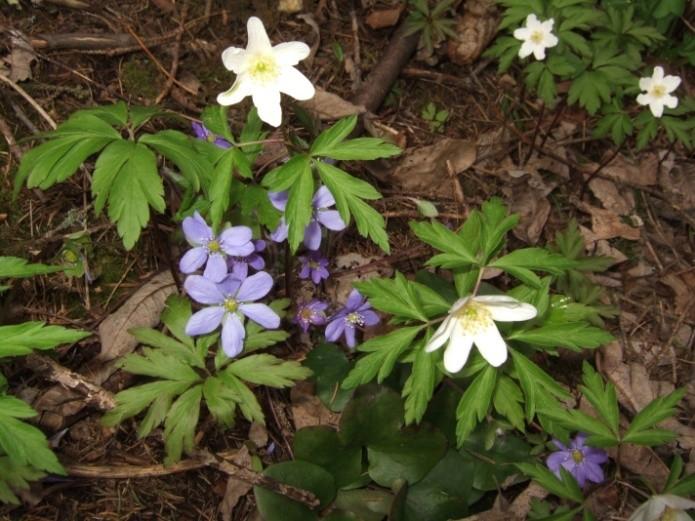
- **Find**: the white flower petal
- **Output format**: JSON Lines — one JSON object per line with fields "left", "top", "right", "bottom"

{"left": 253, "top": 87, "right": 282, "bottom": 127}
{"left": 513, "top": 27, "right": 530, "bottom": 41}
{"left": 221, "top": 47, "right": 247, "bottom": 73}
{"left": 544, "top": 32, "right": 559, "bottom": 48}
{"left": 217, "top": 76, "right": 253, "bottom": 106}
{"left": 661, "top": 494, "right": 695, "bottom": 511}
{"left": 636, "top": 92, "right": 652, "bottom": 107}
{"left": 649, "top": 100, "right": 665, "bottom": 118}
{"left": 425, "top": 315, "right": 456, "bottom": 353}
{"left": 652, "top": 66, "right": 664, "bottom": 82}
{"left": 638, "top": 77, "right": 653, "bottom": 92}
{"left": 477, "top": 298, "right": 537, "bottom": 322}
{"left": 246, "top": 16, "right": 272, "bottom": 54}
{"left": 663, "top": 94, "right": 679, "bottom": 110}
{"left": 526, "top": 13, "right": 541, "bottom": 30}
{"left": 273, "top": 41, "right": 311, "bottom": 65}
{"left": 443, "top": 322, "right": 474, "bottom": 373}
{"left": 518, "top": 40, "right": 535, "bottom": 58}
{"left": 533, "top": 45, "right": 547, "bottom": 61}
{"left": 663, "top": 75, "right": 681, "bottom": 92}
{"left": 277, "top": 66, "right": 315, "bottom": 101}
{"left": 643, "top": 496, "right": 667, "bottom": 521}
{"left": 540, "top": 18, "right": 555, "bottom": 32}
{"left": 472, "top": 321, "right": 508, "bottom": 367}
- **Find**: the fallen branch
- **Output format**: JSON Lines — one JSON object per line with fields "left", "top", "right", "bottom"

{"left": 0, "top": 72, "right": 57, "bottom": 129}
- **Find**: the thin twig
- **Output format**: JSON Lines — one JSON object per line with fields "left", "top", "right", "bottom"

{"left": 155, "top": 4, "right": 188, "bottom": 104}
{"left": 0, "top": 73, "right": 57, "bottom": 129}
{"left": 522, "top": 102, "right": 545, "bottom": 166}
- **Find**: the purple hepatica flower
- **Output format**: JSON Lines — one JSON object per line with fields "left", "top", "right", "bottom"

{"left": 298, "top": 252, "right": 330, "bottom": 284}
{"left": 192, "top": 122, "right": 232, "bottom": 149}
{"left": 325, "top": 289, "right": 380, "bottom": 348}
{"left": 228, "top": 240, "right": 266, "bottom": 279}
{"left": 184, "top": 272, "right": 280, "bottom": 358}
{"left": 546, "top": 433, "right": 608, "bottom": 488}
{"left": 179, "top": 212, "right": 255, "bottom": 283}
{"left": 268, "top": 186, "right": 347, "bottom": 250}
{"left": 294, "top": 300, "right": 328, "bottom": 332}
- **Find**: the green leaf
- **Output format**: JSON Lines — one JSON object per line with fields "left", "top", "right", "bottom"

{"left": 623, "top": 388, "right": 685, "bottom": 445}
{"left": 410, "top": 220, "right": 477, "bottom": 268}
{"left": 668, "top": 473, "right": 695, "bottom": 497}
{"left": 163, "top": 384, "right": 202, "bottom": 464}
{"left": 262, "top": 154, "right": 312, "bottom": 192}
{"left": 227, "top": 354, "right": 312, "bottom": 388}
{"left": 208, "top": 149, "right": 237, "bottom": 231}
{"left": 342, "top": 326, "right": 424, "bottom": 389}
{"left": 0, "top": 322, "right": 89, "bottom": 358}
{"left": 201, "top": 105, "right": 233, "bottom": 141}
{"left": 128, "top": 106, "right": 161, "bottom": 128}
{"left": 339, "top": 387, "right": 404, "bottom": 446}
{"left": 0, "top": 457, "right": 47, "bottom": 505}
{"left": 0, "top": 257, "right": 65, "bottom": 278}
{"left": 239, "top": 184, "right": 281, "bottom": 230}
{"left": 310, "top": 116, "right": 358, "bottom": 157}
{"left": 516, "top": 463, "right": 584, "bottom": 503}
{"left": 368, "top": 425, "right": 448, "bottom": 487}
{"left": 509, "top": 323, "right": 614, "bottom": 351}
{"left": 355, "top": 272, "right": 432, "bottom": 322}
{"left": 0, "top": 395, "right": 64, "bottom": 474}
{"left": 293, "top": 426, "right": 363, "bottom": 488}
{"left": 316, "top": 137, "right": 402, "bottom": 161}
{"left": 493, "top": 376, "right": 525, "bottom": 430}
{"left": 254, "top": 461, "right": 336, "bottom": 521}
{"left": 161, "top": 295, "right": 195, "bottom": 346}
{"left": 102, "top": 379, "right": 194, "bottom": 426}
{"left": 286, "top": 163, "right": 315, "bottom": 252}
{"left": 491, "top": 248, "right": 578, "bottom": 275}
{"left": 92, "top": 140, "right": 165, "bottom": 250}
{"left": 121, "top": 348, "right": 201, "bottom": 382}
{"left": 403, "top": 342, "right": 438, "bottom": 425}
{"left": 82, "top": 102, "right": 129, "bottom": 126}
{"left": 510, "top": 350, "right": 570, "bottom": 421}
{"left": 456, "top": 366, "right": 497, "bottom": 445}
{"left": 559, "top": 30, "right": 592, "bottom": 56}
{"left": 202, "top": 375, "right": 238, "bottom": 428}
{"left": 579, "top": 362, "right": 619, "bottom": 437}
{"left": 129, "top": 327, "right": 204, "bottom": 369}
{"left": 304, "top": 343, "right": 353, "bottom": 411}
{"left": 140, "top": 130, "right": 212, "bottom": 191}
{"left": 218, "top": 371, "right": 265, "bottom": 424}
{"left": 568, "top": 71, "right": 611, "bottom": 115}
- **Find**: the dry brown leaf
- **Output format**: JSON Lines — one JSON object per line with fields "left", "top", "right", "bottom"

{"left": 659, "top": 160, "right": 695, "bottom": 210}
{"left": 97, "top": 271, "right": 176, "bottom": 363}
{"left": 659, "top": 274, "right": 695, "bottom": 315}
{"left": 219, "top": 446, "right": 253, "bottom": 521}
{"left": 300, "top": 87, "right": 366, "bottom": 120}
{"left": 588, "top": 177, "right": 635, "bottom": 216}
{"left": 391, "top": 138, "right": 476, "bottom": 196}
{"left": 453, "top": 482, "right": 547, "bottom": 521}
{"left": 510, "top": 188, "right": 551, "bottom": 244}
{"left": 447, "top": 0, "right": 499, "bottom": 65}
{"left": 7, "top": 34, "right": 37, "bottom": 82}
{"left": 576, "top": 202, "right": 641, "bottom": 242}
{"left": 366, "top": 4, "right": 405, "bottom": 29}
{"left": 330, "top": 252, "right": 393, "bottom": 306}
{"left": 248, "top": 422, "right": 268, "bottom": 447}
{"left": 290, "top": 381, "right": 340, "bottom": 430}
{"left": 278, "top": 0, "right": 303, "bottom": 12}
{"left": 581, "top": 153, "right": 659, "bottom": 187}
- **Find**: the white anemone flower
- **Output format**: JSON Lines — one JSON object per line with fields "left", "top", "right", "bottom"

{"left": 628, "top": 494, "right": 695, "bottom": 521}
{"left": 513, "top": 14, "right": 558, "bottom": 61}
{"left": 425, "top": 295, "right": 537, "bottom": 373}
{"left": 216, "top": 16, "right": 315, "bottom": 127}
{"left": 637, "top": 66, "right": 681, "bottom": 118}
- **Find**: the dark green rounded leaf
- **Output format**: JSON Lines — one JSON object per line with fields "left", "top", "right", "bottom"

{"left": 339, "top": 386, "right": 404, "bottom": 446}
{"left": 294, "top": 426, "right": 363, "bottom": 489}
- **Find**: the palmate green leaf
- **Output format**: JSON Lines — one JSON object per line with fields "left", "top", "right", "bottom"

{"left": 491, "top": 248, "right": 578, "bottom": 276}
{"left": 410, "top": 221, "right": 477, "bottom": 268}
{"left": 579, "top": 362, "right": 619, "bottom": 437}
{"left": 239, "top": 184, "right": 282, "bottom": 230}
{"left": 203, "top": 375, "right": 238, "bottom": 428}
{"left": 538, "top": 400, "right": 618, "bottom": 446}
{"left": 568, "top": 71, "right": 612, "bottom": 115}
{"left": 310, "top": 116, "right": 358, "bottom": 158}
{"left": 92, "top": 140, "right": 165, "bottom": 250}
{"left": 316, "top": 137, "right": 402, "bottom": 161}
{"left": 509, "top": 322, "right": 614, "bottom": 351}
{"left": 456, "top": 365, "right": 497, "bottom": 445}
{"left": 163, "top": 384, "right": 202, "bottom": 464}
{"left": 227, "top": 354, "right": 312, "bottom": 388}
{"left": 208, "top": 148, "right": 247, "bottom": 231}
{"left": 161, "top": 295, "right": 194, "bottom": 346}
{"left": 315, "top": 161, "right": 389, "bottom": 253}
{"left": 355, "top": 272, "right": 432, "bottom": 322}
{"left": 403, "top": 342, "right": 438, "bottom": 425}
{"left": 0, "top": 457, "right": 47, "bottom": 505}
{"left": 0, "top": 321, "right": 89, "bottom": 358}
{"left": 81, "top": 101, "right": 129, "bottom": 126}
{"left": 286, "top": 163, "right": 315, "bottom": 252}
{"left": 342, "top": 326, "right": 424, "bottom": 389}
{"left": 510, "top": 350, "right": 571, "bottom": 422}
{"left": 516, "top": 463, "right": 584, "bottom": 503}
{"left": 201, "top": 105, "right": 233, "bottom": 142}
{"left": 16, "top": 113, "right": 121, "bottom": 192}
{"left": 218, "top": 371, "right": 265, "bottom": 424}
{"left": 623, "top": 388, "right": 685, "bottom": 445}
{"left": 0, "top": 257, "right": 65, "bottom": 278}
{"left": 137, "top": 392, "right": 174, "bottom": 439}
{"left": 480, "top": 197, "right": 519, "bottom": 261}
{"left": 0, "top": 395, "right": 63, "bottom": 475}
{"left": 129, "top": 327, "right": 205, "bottom": 369}
{"left": 121, "top": 348, "right": 201, "bottom": 382}
{"left": 140, "top": 130, "right": 212, "bottom": 191}
{"left": 493, "top": 376, "right": 525, "bottom": 431}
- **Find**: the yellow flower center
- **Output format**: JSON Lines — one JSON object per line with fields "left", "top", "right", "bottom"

{"left": 300, "top": 308, "right": 315, "bottom": 321}
{"left": 661, "top": 507, "right": 678, "bottom": 521}
{"left": 207, "top": 134, "right": 217, "bottom": 143}
{"left": 309, "top": 260, "right": 319, "bottom": 269}
{"left": 224, "top": 298, "right": 238, "bottom": 313}
{"left": 650, "top": 84, "right": 666, "bottom": 98}
{"left": 454, "top": 301, "right": 493, "bottom": 334}
{"left": 571, "top": 449, "right": 584, "bottom": 463}
{"left": 248, "top": 54, "right": 279, "bottom": 84}
{"left": 207, "top": 240, "right": 221, "bottom": 253}
{"left": 346, "top": 312, "right": 364, "bottom": 326}
{"left": 530, "top": 30, "right": 544, "bottom": 44}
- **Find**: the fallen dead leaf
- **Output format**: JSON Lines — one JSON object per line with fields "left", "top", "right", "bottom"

{"left": 6, "top": 34, "right": 37, "bottom": 82}
{"left": 290, "top": 381, "right": 340, "bottom": 430}
{"left": 278, "top": 0, "right": 303, "bottom": 13}
{"left": 330, "top": 252, "right": 393, "bottom": 307}
{"left": 453, "top": 482, "right": 547, "bottom": 521}
{"left": 97, "top": 271, "right": 176, "bottom": 363}
{"left": 588, "top": 177, "right": 635, "bottom": 216}
{"left": 576, "top": 202, "right": 641, "bottom": 242}
{"left": 659, "top": 160, "right": 695, "bottom": 210}
{"left": 659, "top": 274, "right": 695, "bottom": 315}
{"left": 365, "top": 4, "right": 405, "bottom": 29}
{"left": 248, "top": 422, "right": 268, "bottom": 448}
{"left": 510, "top": 187, "right": 551, "bottom": 244}
{"left": 219, "top": 446, "right": 253, "bottom": 521}
{"left": 300, "top": 87, "right": 366, "bottom": 120}
{"left": 391, "top": 138, "right": 476, "bottom": 196}
{"left": 447, "top": 0, "right": 499, "bottom": 65}
{"left": 581, "top": 152, "right": 660, "bottom": 187}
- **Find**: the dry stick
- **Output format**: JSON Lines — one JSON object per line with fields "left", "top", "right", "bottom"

{"left": 579, "top": 144, "right": 622, "bottom": 198}
{"left": 521, "top": 102, "right": 545, "bottom": 166}
{"left": 26, "top": 354, "right": 116, "bottom": 410}
{"left": 0, "top": 73, "right": 57, "bottom": 129}
{"left": 536, "top": 102, "right": 565, "bottom": 152}
{"left": 155, "top": 4, "right": 188, "bottom": 104}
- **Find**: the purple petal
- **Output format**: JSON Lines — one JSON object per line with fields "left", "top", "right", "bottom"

{"left": 191, "top": 122, "right": 208, "bottom": 140}
{"left": 584, "top": 448, "right": 609, "bottom": 464}
{"left": 298, "top": 264, "right": 311, "bottom": 279}
{"left": 312, "top": 186, "right": 336, "bottom": 209}
{"left": 546, "top": 451, "right": 567, "bottom": 474}
{"left": 232, "top": 261, "right": 249, "bottom": 280}
{"left": 219, "top": 225, "right": 253, "bottom": 246}
{"left": 303, "top": 220, "right": 322, "bottom": 250}
{"left": 268, "top": 191, "right": 288, "bottom": 211}
{"left": 270, "top": 220, "right": 288, "bottom": 242}
{"left": 254, "top": 240, "right": 267, "bottom": 252}
{"left": 247, "top": 254, "right": 265, "bottom": 271}
{"left": 552, "top": 439, "right": 569, "bottom": 451}
{"left": 179, "top": 247, "right": 208, "bottom": 274}
{"left": 183, "top": 212, "right": 213, "bottom": 245}
{"left": 346, "top": 289, "right": 364, "bottom": 311}
{"left": 572, "top": 433, "right": 587, "bottom": 449}
{"left": 310, "top": 301, "right": 329, "bottom": 312}
{"left": 582, "top": 461, "right": 605, "bottom": 484}
{"left": 325, "top": 318, "right": 345, "bottom": 342}
{"left": 239, "top": 303, "right": 280, "bottom": 329}
{"left": 361, "top": 310, "right": 380, "bottom": 326}
{"left": 184, "top": 275, "right": 225, "bottom": 305}
{"left": 569, "top": 464, "right": 587, "bottom": 488}
{"left": 203, "top": 253, "right": 228, "bottom": 283}
{"left": 236, "top": 271, "right": 274, "bottom": 302}
{"left": 217, "top": 276, "right": 242, "bottom": 297}
{"left": 317, "top": 210, "right": 346, "bottom": 231}
{"left": 185, "top": 306, "right": 224, "bottom": 335}
{"left": 311, "top": 268, "right": 323, "bottom": 285}
{"left": 344, "top": 324, "right": 357, "bottom": 348}
{"left": 221, "top": 314, "right": 245, "bottom": 358}
{"left": 214, "top": 137, "right": 232, "bottom": 149}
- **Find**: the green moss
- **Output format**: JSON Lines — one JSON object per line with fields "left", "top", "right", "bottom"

{"left": 121, "top": 57, "right": 161, "bottom": 99}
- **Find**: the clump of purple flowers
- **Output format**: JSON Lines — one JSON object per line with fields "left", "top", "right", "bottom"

{"left": 269, "top": 186, "right": 346, "bottom": 250}
{"left": 192, "top": 122, "right": 231, "bottom": 149}
{"left": 179, "top": 212, "right": 254, "bottom": 283}
{"left": 298, "top": 252, "right": 330, "bottom": 284}
{"left": 325, "top": 289, "right": 380, "bottom": 348}
{"left": 294, "top": 300, "right": 328, "bottom": 332}
{"left": 546, "top": 433, "right": 608, "bottom": 488}
{"left": 185, "top": 272, "right": 280, "bottom": 358}
{"left": 228, "top": 239, "right": 266, "bottom": 279}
